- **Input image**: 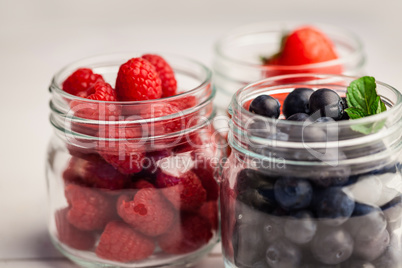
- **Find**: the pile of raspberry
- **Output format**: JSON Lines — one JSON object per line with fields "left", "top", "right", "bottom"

{"left": 56, "top": 54, "right": 219, "bottom": 263}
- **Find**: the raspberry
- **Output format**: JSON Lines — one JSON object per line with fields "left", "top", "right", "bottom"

{"left": 158, "top": 213, "right": 213, "bottom": 254}
{"left": 117, "top": 188, "right": 176, "bottom": 236}
{"left": 96, "top": 221, "right": 155, "bottom": 262}
{"left": 55, "top": 208, "right": 96, "bottom": 250}
{"left": 199, "top": 201, "right": 219, "bottom": 231}
{"left": 156, "top": 170, "right": 207, "bottom": 211}
{"left": 130, "top": 179, "right": 155, "bottom": 189}
{"left": 65, "top": 184, "right": 116, "bottom": 231}
{"left": 143, "top": 149, "right": 172, "bottom": 174}
{"left": 62, "top": 68, "right": 105, "bottom": 97}
{"left": 142, "top": 54, "right": 177, "bottom": 98}
{"left": 115, "top": 58, "right": 162, "bottom": 101}
{"left": 97, "top": 122, "right": 145, "bottom": 175}
{"left": 63, "top": 156, "right": 129, "bottom": 190}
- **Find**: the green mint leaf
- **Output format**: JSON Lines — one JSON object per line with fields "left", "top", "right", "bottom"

{"left": 345, "top": 107, "right": 366, "bottom": 119}
{"left": 346, "top": 76, "right": 377, "bottom": 115}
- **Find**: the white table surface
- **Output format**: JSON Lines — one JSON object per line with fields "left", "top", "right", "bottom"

{"left": 1, "top": 0, "right": 401, "bottom": 267}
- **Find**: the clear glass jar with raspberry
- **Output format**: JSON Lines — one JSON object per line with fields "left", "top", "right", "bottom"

{"left": 220, "top": 74, "right": 402, "bottom": 267}
{"left": 213, "top": 22, "right": 366, "bottom": 113}
{"left": 46, "top": 53, "right": 224, "bottom": 267}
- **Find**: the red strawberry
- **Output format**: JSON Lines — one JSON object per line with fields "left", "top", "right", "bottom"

{"left": 115, "top": 58, "right": 162, "bottom": 101}
{"left": 117, "top": 188, "right": 175, "bottom": 237}
{"left": 62, "top": 68, "right": 105, "bottom": 97}
{"left": 199, "top": 201, "right": 219, "bottom": 231}
{"left": 65, "top": 184, "right": 116, "bottom": 231}
{"left": 62, "top": 156, "right": 129, "bottom": 190}
{"left": 156, "top": 170, "right": 207, "bottom": 211}
{"left": 55, "top": 208, "right": 96, "bottom": 250}
{"left": 142, "top": 54, "right": 177, "bottom": 97}
{"left": 158, "top": 213, "right": 213, "bottom": 254}
{"left": 96, "top": 221, "right": 155, "bottom": 262}
{"left": 269, "top": 26, "right": 338, "bottom": 66}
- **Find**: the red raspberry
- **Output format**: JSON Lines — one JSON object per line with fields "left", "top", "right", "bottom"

{"left": 63, "top": 156, "right": 129, "bottom": 190}
{"left": 130, "top": 179, "right": 155, "bottom": 189}
{"left": 143, "top": 149, "right": 172, "bottom": 174}
{"left": 55, "top": 208, "right": 96, "bottom": 250}
{"left": 142, "top": 54, "right": 177, "bottom": 97}
{"left": 117, "top": 188, "right": 176, "bottom": 237}
{"left": 62, "top": 68, "right": 105, "bottom": 97}
{"left": 199, "top": 201, "right": 219, "bottom": 231}
{"left": 156, "top": 170, "right": 207, "bottom": 211}
{"left": 65, "top": 184, "right": 116, "bottom": 231}
{"left": 115, "top": 58, "right": 162, "bottom": 101}
{"left": 97, "top": 122, "right": 145, "bottom": 175}
{"left": 96, "top": 221, "right": 155, "bottom": 262}
{"left": 158, "top": 213, "right": 213, "bottom": 254}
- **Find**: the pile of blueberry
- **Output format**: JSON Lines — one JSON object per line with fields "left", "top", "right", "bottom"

{"left": 232, "top": 165, "right": 402, "bottom": 268}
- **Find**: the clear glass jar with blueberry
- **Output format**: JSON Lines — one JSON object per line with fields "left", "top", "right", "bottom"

{"left": 46, "top": 53, "right": 224, "bottom": 267}
{"left": 221, "top": 74, "right": 402, "bottom": 268}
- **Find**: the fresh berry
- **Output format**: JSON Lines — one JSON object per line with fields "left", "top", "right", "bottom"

{"left": 192, "top": 155, "right": 219, "bottom": 201}
{"left": 62, "top": 68, "right": 105, "bottom": 97}
{"left": 199, "top": 201, "right": 218, "bottom": 230}
{"left": 284, "top": 211, "right": 317, "bottom": 244}
{"left": 158, "top": 213, "right": 213, "bottom": 254}
{"left": 286, "top": 113, "right": 311, "bottom": 121}
{"left": 353, "top": 229, "right": 390, "bottom": 261}
{"left": 143, "top": 149, "right": 172, "bottom": 174}
{"left": 340, "top": 97, "right": 350, "bottom": 120}
{"left": 309, "top": 88, "right": 345, "bottom": 120}
{"left": 274, "top": 177, "right": 313, "bottom": 210}
{"left": 142, "top": 54, "right": 177, "bottom": 97}
{"left": 130, "top": 179, "right": 155, "bottom": 189}
{"left": 312, "top": 187, "right": 355, "bottom": 226}
{"left": 96, "top": 221, "right": 155, "bottom": 262}
{"left": 283, "top": 87, "right": 314, "bottom": 118}
{"left": 262, "top": 215, "right": 284, "bottom": 244}
{"left": 249, "top": 95, "right": 281, "bottom": 119}
{"left": 62, "top": 156, "right": 129, "bottom": 190}
{"left": 65, "top": 184, "right": 116, "bottom": 231}
{"left": 271, "top": 26, "right": 338, "bottom": 66}
{"left": 381, "top": 195, "right": 402, "bottom": 223}
{"left": 55, "top": 208, "right": 96, "bottom": 250}
{"left": 117, "top": 188, "right": 176, "bottom": 237}
{"left": 115, "top": 57, "right": 162, "bottom": 101}
{"left": 265, "top": 239, "right": 302, "bottom": 268}
{"left": 311, "top": 227, "right": 353, "bottom": 265}
{"left": 156, "top": 170, "right": 207, "bottom": 211}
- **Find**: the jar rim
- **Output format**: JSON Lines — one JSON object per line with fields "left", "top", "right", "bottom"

{"left": 214, "top": 21, "right": 365, "bottom": 71}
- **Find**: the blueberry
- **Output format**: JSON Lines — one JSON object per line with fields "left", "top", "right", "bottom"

{"left": 311, "top": 227, "right": 354, "bottom": 265}
{"left": 309, "top": 88, "right": 344, "bottom": 120}
{"left": 284, "top": 211, "right": 317, "bottom": 244}
{"left": 265, "top": 239, "right": 302, "bottom": 268}
{"left": 236, "top": 169, "right": 276, "bottom": 192}
{"left": 274, "top": 177, "right": 313, "bottom": 210}
{"left": 347, "top": 203, "right": 387, "bottom": 241}
{"left": 235, "top": 201, "right": 268, "bottom": 226}
{"left": 354, "top": 229, "right": 390, "bottom": 261}
{"left": 283, "top": 87, "right": 314, "bottom": 118}
{"left": 288, "top": 123, "right": 327, "bottom": 142}
{"left": 286, "top": 113, "right": 311, "bottom": 122}
{"left": 250, "top": 95, "right": 281, "bottom": 119}
{"left": 252, "top": 260, "right": 269, "bottom": 268}
{"left": 372, "top": 234, "right": 402, "bottom": 268}
{"left": 314, "top": 117, "right": 339, "bottom": 141}
{"left": 313, "top": 187, "right": 355, "bottom": 226}
{"left": 233, "top": 223, "right": 267, "bottom": 267}
{"left": 340, "top": 97, "right": 350, "bottom": 120}
{"left": 262, "top": 215, "right": 284, "bottom": 244}
{"left": 247, "top": 119, "right": 276, "bottom": 139}
{"left": 342, "top": 259, "right": 375, "bottom": 268}
{"left": 381, "top": 195, "right": 402, "bottom": 223}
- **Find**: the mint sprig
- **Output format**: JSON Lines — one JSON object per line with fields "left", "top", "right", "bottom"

{"left": 345, "top": 76, "right": 387, "bottom": 134}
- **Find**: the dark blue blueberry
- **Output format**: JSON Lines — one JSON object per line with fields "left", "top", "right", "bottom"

{"left": 340, "top": 97, "right": 350, "bottom": 120}
{"left": 249, "top": 95, "right": 281, "bottom": 119}
{"left": 262, "top": 215, "right": 284, "bottom": 244}
{"left": 235, "top": 201, "right": 268, "bottom": 226}
{"left": 311, "top": 227, "right": 354, "bottom": 265}
{"left": 284, "top": 211, "right": 317, "bottom": 244}
{"left": 236, "top": 169, "right": 275, "bottom": 192}
{"left": 247, "top": 119, "right": 276, "bottom": 139}
{"left": 309, "top": 88, "right": 344, "bottom": 120}
{"left": 313, "top": 187, "right": 355, "bottom": 226}
{"left": 265, "top": 239, "right": 302, "bottom": 268}
{"left": 274, "top": 177, "right": 313, "bottom": 210}
{"left": 233, "top": 222, "right": 267, "bottom": 267}
{"left": 354, "top": 229, "right": 390, "bottom": 261}
{"left": 283, "top": 87, "right": 314, "bottom": 118}
{"left": 286, "top": 113, "right": 311, "bottom": 122}
{"left": 381, "top": 195, "right": 402, "bottom": 223}
{"left": 288, "top": 123, "right": 328, "bottom": 142}
{"left": 347, "top": 203, "right": 387, "bottom": 241}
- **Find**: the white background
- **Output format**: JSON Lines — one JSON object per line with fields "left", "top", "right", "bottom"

{"left": 0, "top": 0, "right": 401, "bottom": 267}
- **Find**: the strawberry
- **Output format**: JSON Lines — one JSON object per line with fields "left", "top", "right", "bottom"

{"left": 55, "top": 208, "right": 96, "bottom": 250}
{"left": 62, "top": 68, "right": 105, "bottom": 98}
{"left": 158, "top": 213, "right": 213, "bottom": 254}
{"left": 142, "top": 54, "right": 177, "bottom": 98}
{"left": 117, "top": 188, "right": 176, "bottom": 237}
{"left": 65, "top": 184, "right": 117, "bottom": 231}
{"left": 96, "top": 221, "right": 155, "bottom": 262}
{"left": 115, "top": 57, "right": 162, "bottom": 101}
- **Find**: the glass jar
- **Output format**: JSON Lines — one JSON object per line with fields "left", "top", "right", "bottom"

{"left": 46, "top": 53, "right": 224, "bottom": 267}
{"left": 212, "top": 22, "right": 366, "bottom": 112}
{"left": 221, "top": 74, "right": 402, "bottom": 267}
